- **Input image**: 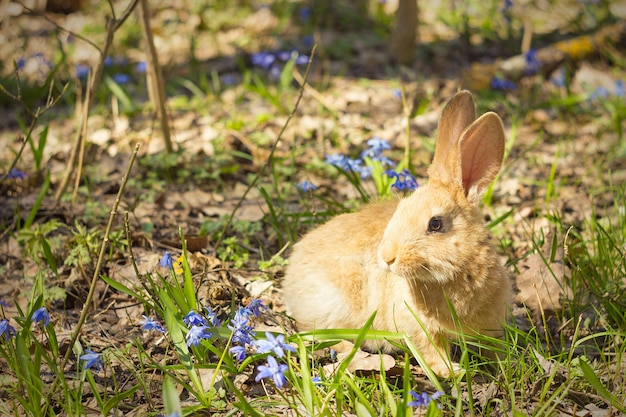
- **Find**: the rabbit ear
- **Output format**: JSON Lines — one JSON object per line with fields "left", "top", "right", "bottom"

{"left": 428, "top": 91, "right": 505, "bottom": 205}
{"left": 428, "top": 90, "right": 477, "bottom": 186}
{"left": 458, "top": 112, "right": 505, "bottom": 204}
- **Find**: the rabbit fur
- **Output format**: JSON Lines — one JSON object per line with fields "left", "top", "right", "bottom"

{"left": 282, "top": 90, "right": 513, "bottom": 377}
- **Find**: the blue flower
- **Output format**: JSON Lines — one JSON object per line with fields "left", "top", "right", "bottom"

{"left": 104, "top": 56, "right": 113, "bottom": 67}
{"left": 202, "top": 306, "right": 221, "bottom": 326}
{"left": 589, "top": 86, "right": 610, "bottom": 101}
{"left": 251, "top": 51, "right": 276, "bottom": 69}
{"left": 408, "top": 390, "right": 444, "bottom": 407}
{"left": 221, "top": 74, "right": 237, "bottom": 85}
{"left": 184, "top": 310, "right": 207, "bottom": 328}
{"left": 614, "top": 80, "right": 625, "bottom": 97}
{"left": 386, "top": 169, "right": 418, "bottom": 191}
{"left": 32, "top": 307, "right": 50, "bottom": 326}
{"left": 186, "top": 325, "right": 212, "bottom": 347}
{"left": 0, "top": 300, "right": 9, "bottom": 307}
{"left": 302, "top": 35, "right": 314, "bottom": 49}
{"left": 140, "top": 315, "right": 166, "bottom": 333}
{"left": 255, "top": 355, "right": 288, "bottom": 388}
{"left": 491, "top": 76, "right": 517, "bottom": 91}
{"left": 230, "top": 345, "right": 247, "bottom": 362}
{"left": 112, "top": 73, "right": 130, "bottom": 84}
{"left": 524, "top": 49, "right": 540, "bottom": 75}
{"left": 325, "top": 153, "right": 348, "bottom": 168}
{"left": 311, "top": 376, "right": 322, "bottom": 385}
{"left": 299, "top": 5, "right": 312, "bottom": 21}
{"left": 254, "top": 332, "right": 296, "bottom": 358}
{"left": 295, "top": 54, "right": 310, "bottom": 65}
{"left": 0, "top": 319, "right": 16, "bottom": 341}
{"left": 16, "top": 58, "right": 27, "bottom": 71}
{"left": 136, "top": 61, "right": 147, "bottom": 73}
{"left": 227, "top": 309, "right": 255, "bottom": 346}
{"left": 366, "top": 136, "right": 391, "bottom": 152}
{"left": 297, "top": 180, "right": 318, "bottom": 192}
{"left": 7, "top": 168, "right": 26, "bottom": 180}
{"left": 159, "top": 252, "right": 173, "bottom": 269}
{"left": 246, "top": 299, "right": 268, "bottom": 317}
{"left": 80, "top": 350, "right": 103, "bottom": 371}
{"left": 75, "top": 63, "right": 90, "bottom": 79}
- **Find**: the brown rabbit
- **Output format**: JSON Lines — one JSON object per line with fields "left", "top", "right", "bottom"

{"left": 282, "top": 90, "right": 513, "bottom": 377}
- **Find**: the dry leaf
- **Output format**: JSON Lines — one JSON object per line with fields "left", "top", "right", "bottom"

{"left": 515, "top": 252, "right": 572, "bottom": 314}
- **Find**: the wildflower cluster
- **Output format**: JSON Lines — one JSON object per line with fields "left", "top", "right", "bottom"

{"left": 325, "top": 136, "right": 418, "bottom": 194}
{"left": 251, "top": 49, "right": 310, "bottom": 80}
{"left": 74, "top": 54, "right": 146, "bottom": 84}
{"left": 138, "top": 280, "right": 293, "bottom": 389}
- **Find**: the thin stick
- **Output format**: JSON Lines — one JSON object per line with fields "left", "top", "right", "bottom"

{"left": 136, "top": 0, "right": 173, "bottom": 153}
{"left": 45, "top": 143, "right": 140, "bottom": 412}
{"left": 54, "top": 0, "right": 139, "bottom": 202}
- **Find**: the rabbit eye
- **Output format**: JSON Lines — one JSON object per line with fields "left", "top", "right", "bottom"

{"left": 428, "top": 216, "right": 443, "bottom": 232}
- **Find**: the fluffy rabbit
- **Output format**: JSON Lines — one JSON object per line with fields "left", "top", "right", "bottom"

{"left": 282, "top": 90, "right": 513, "bottom": 377}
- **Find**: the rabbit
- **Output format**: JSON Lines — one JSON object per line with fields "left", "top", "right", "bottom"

{"left": 281, "top": 90, "right": 513, "bottom": 378}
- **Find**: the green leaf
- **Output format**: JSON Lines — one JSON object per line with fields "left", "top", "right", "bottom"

{"left": 163, "top": 375, "right": 183, "bottom": 417}
{"left": 102, "top": 385, "right": 139, "bottom": 415}
{"left": 578, "top": 358, "right": 626, "bottom": 413}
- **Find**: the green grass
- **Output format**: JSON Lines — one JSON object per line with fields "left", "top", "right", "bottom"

{"left": 1, "top": 0, "right": 626, "bottom": 415}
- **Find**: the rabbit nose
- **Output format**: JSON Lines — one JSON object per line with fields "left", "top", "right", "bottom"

{"left": 378, "top": 243, "right": 397, "bottom": 267}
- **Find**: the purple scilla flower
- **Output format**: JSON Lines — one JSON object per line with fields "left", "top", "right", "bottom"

{"left": 80, "top": 350, "right": 103, "bottom": 371}
{"left": 139, "top": 315, "right": 166, "bottom": 333}
{"left": 7, "top": 168, "right": 26, "bottom": 180}
{"left": 104, "top": 56, "right": 113, "bottom": 67}
{"left": 0, "top": 300, "right": 9, "bottom": 307}
{"left": 589, "top": 86, "right": 610, "bottom": 101}
{"left": 246, "top": 299, "right": 268, "bottom": 317}
{"left": 202, "top": 306, "right": 221, "bottom": 326}
{"left": 32, "top": 307, "right": 50, "bottom": 326}
{"left": 268, "top": 65, "right": 282, "bottom": 80}
{"left": 490, "top": 76, "right": 517, "bottom": 91}
{"left": 325, "top": 153, "right": 348, "bottom": 168}
{"left": 228, "top": 309, "right": 255, "bottom": 346}
{"left": 254, "top": 332, "right": 296, "bottom": 358}
{"left": 551, "top": 69, "right": 567, "bottom": 88}
{"left": 255, "top": 355, "right": 288, "bottom": 388}
{"left": 297, "top": 180, "right": 317, "bottom": 192}
{"left": 299, "top": 5, "right": 312, "bottom": 21}
{"left": 295, "top": 54, "right": 310, "bottom": 65}
{"left": 112, "top": 73, "right": 130, "bottom": 84}
{"left": 251, "top": 51, "right": 276, "bottom": 69}
{"left": 0, "top": 319, "right": 16, "bottom": 341}
{"left": 366, "top": 136, "right": 391, "bottom": 152}
{"left": 408, "top": 390, "right": 444, "bottom": 407}
{"left": 386, "top": 169, "right": 418, "bottom": 191}
{"left": 186, "top": 325, "right": 212, "bottom": 347}
{"left": 361, "top": 139, "right": 395, "bottom": 166}
{"left": 75, "top": 63, "right": 90, "bottom": 79}
{"left": 16, "top": 58, "right": 27, "bottom": 71}
{"left": 230, "top": 345, "right": 247, "bottom": 362}
{"left": 136, "top": 61, "right": 147, "bottom": 73}
{"left": 221, "top": 74, "right": 237, "bottom": 85}
{"left": 612, "top": 80, "right": 624, "bottom": 94}
{"left": 524, "top": 49, "right": 540, "bottom": 76}
{"left": 302, "top": 35, "right": 314, "bottom": 49}
{"left": 344, "top": 158, "right": 372, "bottom": 179}
{"left": 277, "top": 50, "right": 293, "bottom": 62}
{"left": 159, "top": 252, "right": 173, "bottom": 269}
{"left": 184, "top": 310, "right": 207, "bottom": 328}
